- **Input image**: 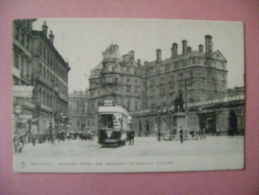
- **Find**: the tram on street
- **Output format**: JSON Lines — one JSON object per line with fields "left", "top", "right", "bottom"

{"left": 98, "top": 102, "right": 132, "bottom": 147}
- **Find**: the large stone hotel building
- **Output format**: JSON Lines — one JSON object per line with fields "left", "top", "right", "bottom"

{"left": 88, "top": 35, "right": 244, "bottom": 136}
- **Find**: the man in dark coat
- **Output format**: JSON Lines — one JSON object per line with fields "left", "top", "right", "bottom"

{"left": 179, "top": 127, "right": 183, "bottom": 143}
{"left": 129, "top": 130, "right": 135, "bottom": 145}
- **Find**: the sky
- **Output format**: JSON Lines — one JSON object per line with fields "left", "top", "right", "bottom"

{"left": 33, "top": 19, "right": 244, "bottom": 93}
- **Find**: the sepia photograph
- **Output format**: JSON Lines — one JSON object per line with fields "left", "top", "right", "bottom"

{"left": 12, "top": 18, "right": 245, "bottom": 173}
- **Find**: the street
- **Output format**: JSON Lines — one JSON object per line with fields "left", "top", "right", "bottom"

{"left": 14, "top": 136, "right": 244, "bottom": 159}
{"left": 13, "top": 136, "right": 244, "bottom": 172}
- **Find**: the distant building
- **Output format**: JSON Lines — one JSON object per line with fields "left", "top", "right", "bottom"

{"left": 12, "top": 19, "right": 70, "bottom": 136}
{"left": 88, "top": 35, "right": 244, "bottom": 136}
{"left": 68, "top": 90, "right": 89, "bottom": 132}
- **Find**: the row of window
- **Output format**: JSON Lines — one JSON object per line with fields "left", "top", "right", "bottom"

{"left": 38, "top": 42, "right": 67, "bottom": 81}
{"left": 38, "top": 63, "right": 67, "bottom": 95}
{"left": 90, "top": 85, "right": 141, "bottom": 98}
{"left": 89, "top": 100, "right": 139, "bottom": 112}
{"left": 104, "top": 64, "right": 139, "bottom": 75}
{"left": 149, "top": 71, "right": 225, "bottom": 87}
{"left": 13, "top": 52, "right": 31, "bottom": 80}
{"left": 38, "top": 87, "right": 66, "bottom": 113}
{"left": 148, "top": 57, "right": 202, "bottom": 75}
{"left": 100, "top": 76, "right": 141, "bottom": 85}
{"left": 14, "top": 23, "right": 31, "bottom": 51}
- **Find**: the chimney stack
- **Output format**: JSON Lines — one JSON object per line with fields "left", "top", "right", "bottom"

{"left": 187, "top": 46, "right": 192, "bottom": 53}
{"left": 205, "top": 35, "right": 213, "bottom": 55}
{"left": 129, "top": 50, "right": 135, "bottom": 61}
{"left": 137, "top": 59, "right": 141, "bottom": 66}
{"left": 156, "top": 49, "right": 161, "bottom": 62}
{"left": 199, "top": 44, "right": 204, "bottom": 52}
{"left": 42, "top": 21, "right": 48, "bottom": 36}
{"left": 171, "top": 43, "right": 178, "bottom": 58}
{"left": 49, "top": 30, "right": 54, "bottom": 44}
{"left": 182, "top": 40, "right": 187, "bottom": 55}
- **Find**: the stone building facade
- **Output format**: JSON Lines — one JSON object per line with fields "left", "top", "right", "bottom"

{"left": 12, "top": 19, "right": 70, "bottom": 136}
{"left": 87, "top": 35, "right": 244, "bottom": 135}
{"left": 88, "top": 45, "right": 145, "bottom": 131}
{"left": 68, "top": 90, "right": 89, "bottom": 132}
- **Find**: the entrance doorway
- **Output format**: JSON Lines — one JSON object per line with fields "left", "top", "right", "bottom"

{"left": 198, "top": 113, "right": 216, "bottom": 134}
{"left": 228, "top": 111, "right": 237, "bottom": 135}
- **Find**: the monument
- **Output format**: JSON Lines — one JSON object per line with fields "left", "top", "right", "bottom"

{"left": 172, "top": 90, "right": 187, "bottom": 137}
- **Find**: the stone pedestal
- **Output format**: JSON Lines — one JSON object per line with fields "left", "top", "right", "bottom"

{"left": 172, "top": 112, "right": 186, "bottom": 135}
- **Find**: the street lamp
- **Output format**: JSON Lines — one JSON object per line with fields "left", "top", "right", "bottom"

{"left": 182, "top": 78, "right": 193, "bottom": 138}
{"left": 157, "top": 107, "right": 162, "bottom": 141}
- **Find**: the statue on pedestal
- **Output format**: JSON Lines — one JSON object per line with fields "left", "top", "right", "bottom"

{"left": 174, "top": 90, "right": 185, "bottom": 112}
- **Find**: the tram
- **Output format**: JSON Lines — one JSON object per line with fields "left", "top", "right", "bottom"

{"left": 98, "top": 102, "right": 132, "bottom": 147}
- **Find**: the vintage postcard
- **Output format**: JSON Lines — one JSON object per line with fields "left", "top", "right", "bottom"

{"left": 12, "top": 19, "right": 244, "bottom": 173}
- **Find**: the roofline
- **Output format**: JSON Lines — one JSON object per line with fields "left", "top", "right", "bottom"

{"left": 32, "top": 30, "right": 70, "bottom": 71}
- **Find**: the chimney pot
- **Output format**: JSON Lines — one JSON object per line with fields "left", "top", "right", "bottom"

{"left": 129, "top": 51, "right": 135, "bottom": 61}
{"left": 137, "top": 59, "right": 141, "bottom": 66}
{"left": 49, "top": 30, "right": 54, "bottom": 44}
{"left": 171, "top": 43, "right": 178, "bottom": 58}
{"left": 199, "top": 44, "right": 204, "bottom": 52}
{"left": 156, "top": 49, "right": 161, "bottom": 62}
{"left": 205, "top": 35, "right": 213, "bottom": 55}
{"left": 182, "top": 40, "right": 187, "bottom": 55}
{"left": 42, "top": 21, "right": 48, "bottom": 36}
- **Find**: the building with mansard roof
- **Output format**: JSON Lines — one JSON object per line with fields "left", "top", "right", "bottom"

{"left": 88, "top": 44, "right": 145, "bottom": 130}
{"left": 87, "top": 35, "right": 244, "bottom": 136}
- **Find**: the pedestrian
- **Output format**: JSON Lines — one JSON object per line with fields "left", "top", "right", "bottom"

{"left": 131, "top": 130, "right": 135, "bottom": 145}
{"left": 129, "top": 130, "right": 135, "bottom": 145}
{"left": 199, "top": 128, "right": 206, "bottom": 140}
{"left": 179, "top": 127, "right": 183, "bottom": 143}
{"left": 49, "top": 123, "right": 54, "bottom": 144}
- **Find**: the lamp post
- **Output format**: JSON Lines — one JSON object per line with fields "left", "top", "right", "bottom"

{"left": 157, "top": 107, "right": 161, "bottom": 141}
{"left": 51, "top": 78, "right": 55, "bottom": 136}
{"left": 182, "top": 78, "right": 193, "bottom": 138}
{"left": 167, "top": 108, "right": 173, "bottom": 139}
{"left": 184, "top": 79, "right": 188, "bottom": 138}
